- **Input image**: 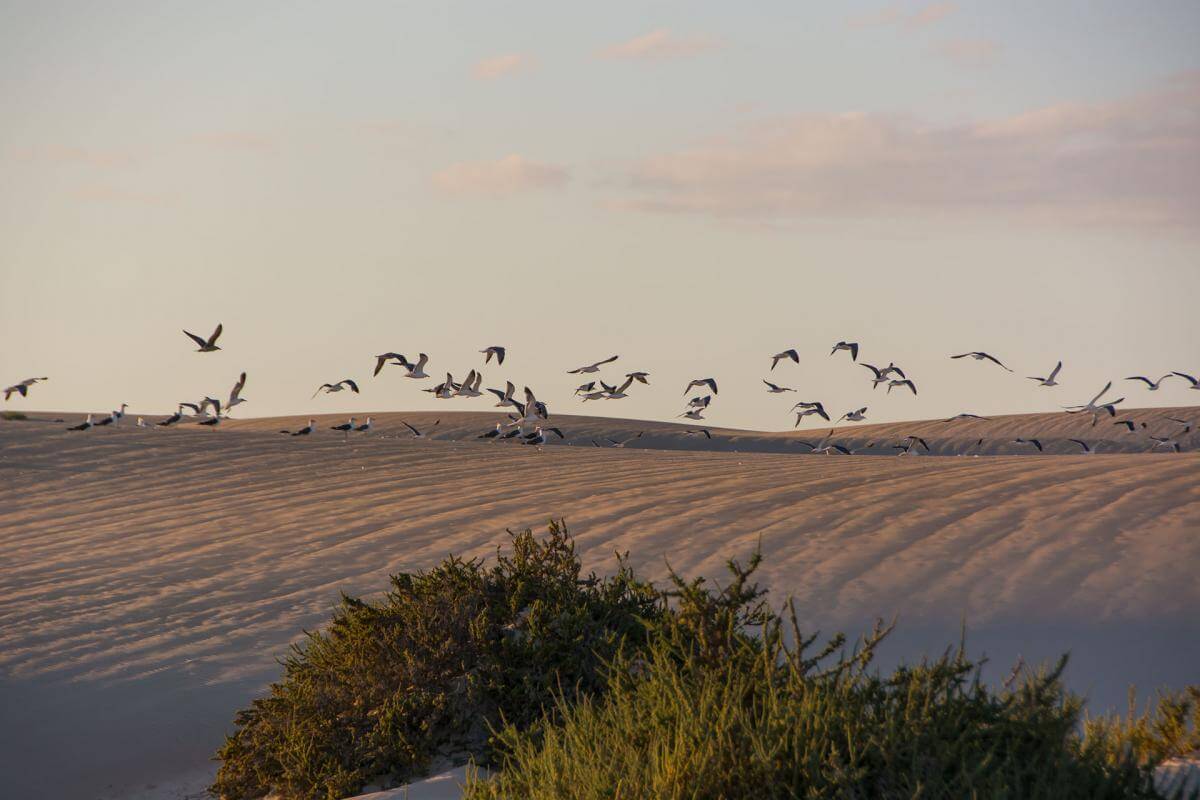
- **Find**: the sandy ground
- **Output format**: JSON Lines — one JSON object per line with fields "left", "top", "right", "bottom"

{"left": 1, "top": 408, "right": 1197, "bottom": 799}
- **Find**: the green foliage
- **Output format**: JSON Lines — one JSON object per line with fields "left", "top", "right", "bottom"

{"left": 1085, "top": 686, "right": 1200, "bottom": 768}
{"left": 0, "top": 411, "right": 28, "bottom": 420}
{"left": 465, "top": 553, "right": 1196, "bottom": 800}
{"left": 211, "top": 521, "right": 661, "bottom": 800}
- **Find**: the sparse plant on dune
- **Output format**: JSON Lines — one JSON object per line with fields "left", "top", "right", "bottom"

{"left": 213, "top": 523, "right": 1198, "bottom": 800}
{"left": 0, "top": 410, "right": 28, "bottom": 420}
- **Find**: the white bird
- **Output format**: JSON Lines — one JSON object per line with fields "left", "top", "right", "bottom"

{"left": 454, "top": 370, "right": 484, "bottom": 398}
{"left": 859, "top": 364, "right": 890, "bottom": 389}
{"left": 1063, "top": 381, "right": 1125, "bottom": 425}
{"left": 605, "top": 432, "right": 644, "bottom": 448}
{"left": 1150, "top": 436, "right": 1181, "bottom": 453}
{"left": 112, "top": 403, "right": 129, "bottom": 425}
{"left": 887, "top": 379, "right": 917, "bottom": 396}
{"left": 426, "top": 374, "right": 458, "bottom": 399}
{"left": 625, "top": 371, "right": 651, "bottom": 385}
{"left": 763, "top": 380, "right": 796, "bottom": 394}
{"left": 523, "top": 425, "right": 564, "bottom": 447}
{"left": 331, "top": 417, "right": 356, "bottom": 439}
{"left": 67, "top": 414, "right": 94, "bottom": 431}
{"left": 568, "top": 355, "right": 618, "bottom": 374}
{"left": 791, "top": 401, "right": 830, "bottom": 424}
{"left": 282, "top": 419, "right": 316, "bottom": 436}
{"left": 4, "top": 377, "right": 48, "bottom": 401}
{"left": 314, "top": 379, "right": 359, "bottom": 398}
{"left": 838, "top": 407, "right": 868, "bottom": 423}
{"left": 201, "top": 397, "right": 222, "bottom": 417}
{"left": 183, "top": 323, "right": 223, "bottom": 352}
{"left": 1067, "top": 439, "right": 1097, "bottom": 454}
{"left": 481, "top": 346, "right": 506, "bottom": 366}
{"left": 574, "top": 381, "right": 597, "bottom": 395}
{"left": 136, "top": 417, "right": 147, "bottom": 428}
{"left": 488, "top": 381, "right": 519, "bottom": 408}
{"left": 1027, "top": 361, "right": 1062, "bottom": 387}
{"left": 1172, "top": 371, "right": 1200, "bottom": 390}
{"left": 579, "top": 389, "right": 609, "bottom": 401}
{"left": 355, "top": 417, "right": 373, "bottom": 433}
{"left": 679, "top": 408, "right": 706, "bottom": 421}
{"left": 770, "top": 349, "right": 799, "bottom": 370}
{"left": 226, "top": 372, "right": 248, "bottom": 415}
{"left": 373, "top": 352, "right": 407, "bottom": 377}
{"left": 951, "top": 351, "right": 1012, "bottom": 371}
{"left": 797, "top": 431, "right": 851, "bottom": 455}
{"left": 830, "top": 341, "right": 859, "bottom": 361}
{"left": 605, "top": 376, "right": 637, "bottom": 399}
{"left": 402, "top": 353, "right": 431, "bottom": 379}
{"left": 687, "top": 395, "right": 713, "bottom": 409}
{"left": 683, "top": 378, "right": 718, "bottom": 395}
{"left": 1125, "top": 374, "right": 1174, "bottom": 391}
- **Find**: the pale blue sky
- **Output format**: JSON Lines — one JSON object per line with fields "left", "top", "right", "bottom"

{"left": 2, "top": 1, "right": 1197, "bottom": 428}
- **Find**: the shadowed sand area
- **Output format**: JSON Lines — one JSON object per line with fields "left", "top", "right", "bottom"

{"left": 1, "top": 409, "right": 1198, "bottom": 798}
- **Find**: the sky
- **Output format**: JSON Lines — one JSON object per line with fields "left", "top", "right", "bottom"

{"left": 1, "top": 0, "right": 1198, "bottom": 430}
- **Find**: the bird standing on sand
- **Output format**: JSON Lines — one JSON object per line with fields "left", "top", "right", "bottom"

{"left": 951, "top": 351, "right": 1012, "bottom": 371}
{"left": 331, "top": 417, "right": 356, "bottom": 440}
{"left": 1027, "top": 361, "right": 1062, "bottom": 387}
{"left": 479, "top": 422, "right": 505, "bottom": 440}
{"left": 313, "top": 379, "right": 360, "bottom": 398}
{"left": 481, "top": 346, "right": 506, "bottom": 365}
{"left": 830, "top": 341, "right": 859, "bottom": 361}
{"left": 158, "top": 406, "right": 184, "bottom": 427}
{"left": 355, "top": 417, "right": 373, "bottom": 433}
{"left": 568, "top": 355, "right": 618, "bottom": 374}
{"left": 67, "top": 414, "right": 94, "bottom": 431}
{"left": 281, "top": 419, "right": 316, "bottom": 436}
{"left": 770, "top": 349, "right": 799, "bottom": 370}
{"left": 4, "top": 377, "right": 48, "bottom": 400}
{"left": 183, "top": 324, "right": 223, "bottom": 352}
{"left": 198, "top": 414, "right": 222, "bottom": 428}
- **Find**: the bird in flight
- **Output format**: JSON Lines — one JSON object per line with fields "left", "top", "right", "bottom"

{"left": 1027, "top": 361, "right": 1062, "bottom": 387}
{"left": 226, "top": 372, "right": 248, "bottom": 416}
{"left": 792, "top": 401, "right": 830, "bottom": 423}
{"left": 4, "top": 377, "right": 48, "bottom": 401}
{"left": 1172, "top": 371, "right": 1199, "bottom": 390}
{"left": 887, "top": 378, "right": 917, "bottom": 396}
{"left": 837, "top": 407, "right": 868, "bottom": 423}
{"left": 373, "top": 352, "right": 408, "bottom": 377}
{"left": 763, "top": 380, "right": 796, "bottom": 394}
{"left": 183, "top": 323, "right": 223, "bottom": 352}
{"left": 568, "top": 355, "right": 618, "bottom": 374}
{"left": 1067, "top": 439, "right": 1097, "bottom": 454}
{"left": 400, "top": 419, "right": 439, "bottom": 438}
{"left": 481, "top": 346, "right": 506, "bottom": 365}
{"left": 684, "top": 377, "right": 718, "bottom": 395}
{"left": 523, "top": 426, "right": 564, "bottom": 448}
{"left": 770, "top": 349, "right": 799, "bottom": 370}
{"left": 830, "top": 341, "right": 859, "bottom": 361}
{"left": 1014, "top": 438, "right": 1044, "bottom": 452}
{"left": 951, "top": 351, "right": 1012, "bottom": 371}
{"left": 313, "top": 379, "right": 360, "bottom": 398}
{"left": 1125, "top": 374, "right": 1174, "bottom": 391}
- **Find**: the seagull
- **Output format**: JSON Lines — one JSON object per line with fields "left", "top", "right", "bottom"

{"left": 454, "top": 370, "right": 484, "bottom": 398}
{"left": 66, "top": 414, "right": 93, "bottom": 431}
{"left": 1167, "top": 417, "right": 1193, "bottom": 435}
{"left": 574, "top": 381, "right": 597, "bottom": 395}
{"left": 830, "top": 341, "right": 859, "bottom": 361}
{"left": 1171, "top": 371, "right": 1199, "bottom": 390}
{"left": 792, "top": 401, "right": 830, "bottom": 424}
{"left": 201, "top": 397, "right": 222, "bottom": 417}
{"left": 1125, "top": 374, "right": 1174, "bottom": 391}
{"left": 426, "top": 374, "right": 458, "bottom": 399}
{"left": 282, "top": 419, "right": 316, "bottom": 436}
{"left": 770, "top": 349, "right": 799, "bottom": 370}
{"left": 605, "top": 432, "right": 644, "bottom": 448}
{"left": 355, "top": 417, "right": 373, "bottom": 433}
{"left": 1014, "top": 438, "right": 1044, "bottom": 452}
{"left": 4, "top": 377, "right": 48, "bottom": 400}
{"left": 684, "top": 378, "right": 718, "bottom": 395}
{"left": 313, "top": 379, "right": 360, "bottom": 398}
{"left": 488, "top": 381, "right": 519, "bottom": 408}
{"left": 523, "top": 426, "right": 564, "bottom": 447}
{"left": 400, "top": 419, "right": 438, "bottom": 438}
{"left": 481, "top": 346, "right": 506, "bottom": 366}
{"left": 1027, "top": 361, "right": 1062, "bottom": 387}
{"left": 894, "top": 436, "right": 929, "bottom": 456}
{"left": 1150, "top": 436, "right": 1182, "bottom": 453}
{"left": 679, "top": 408, "right": 706, "bottom": 421}
{"left": 797, "top": 431, "right": 851, "bottom": 455}
{"left": 687, "top": 395, "right": 713, "bottom": 409}
{"left": 944, "top": 413, "right": 988, "bottom": 422}
{"left": 568, "top": 355, "right": 618, "bottom": 374}
{"left": 605, "top": 376, "right": 637, "bottom": 399}
{"left": 1067, "top": 439, "right": 1097, "bottom": 454}
{"left": 136, "top": 417, "right": 148, "bottom": 428}
{"left": 373, "top": 352, "right": 407, "bottom": 377}
{"left": 198, "top": 414, "right": 222, "bottom": 428}
{"left": 860, "top": 364, "right": 891, "bottom": 389}
{"left": 837, "top": 407, "right": 868, "bottom": 423}
{"left": 183, "top": 323, "right": 223, "bottom": 352}
{"left": 331, "top": 417, "right": 356, "bottom": 439}
{"left": 951, "top": 352, "right": 1012, "bottom": 371}
{"left": 1113, "top": 419, "right": 1145, "bottom": 433}
{"left": 179, "top": 402, "right": 203, "bottom": 416}
{"left": 579, "top": 389, "right": 609, "bottom": 401}
{"left": 625, "top": 371, "right": 651, "bottom": 385}
{"left": 112, "top": 403, "right": 129, "bottom": 425}
{"left": 479, "top": 422, "right": 505, "bottom": 440}
{"left": 887, "top": 379, "right": 917, "bottom": 396}
{"left": 763, "top": 380, "right": 796, "bottom": 394}
{"left": 402, "top": 353, "right": 431, "bottom": 379}
{"left": 1064, "top": 382, "right": 1124, "bottom": 422}
{"left": 94, "top": 411, "right": 115, "bottom": 427}
{"left": 226, "top": 372, "right": 248, "bottom": 415}
{"left": 900, "top": 435, "right": 930, "bottom": 452}
{"left": 158, "top": 406, "right": 185, "bottom": 427}
{"left": 683, "top": 429, "right": 712, "bottom": 439}
{"left": 881, "top": 363, "right": 906, "bottom": 378}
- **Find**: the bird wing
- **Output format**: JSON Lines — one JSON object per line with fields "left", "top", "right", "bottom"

{"left": 860, "top": 363, "right": 883, "bottom": 378}
{"left": 401, "top": 421, "right": 419, "bottom": 435}
{"left": 345, "top": 379, "right": 360, "bottom": 393}
{"left": 982, "top": 353, "right": 1010, "bottom": 370}
{"left": 849, "top": 343, "right": 858, "bottom": 361}
{"left": 596, "top": 355, "right": 619, "bottom": 366}
{"left": 183, "top": 330, "right": 209, "bottom": 348}
{"left": 1172, "top": 371, "right": 1198, "bottom": 385}
{"left": 206, "top": 324, "right": 223, "bottom": 346}
{"left": 1049, "top": 361, "right": 1062, "bottom": 380}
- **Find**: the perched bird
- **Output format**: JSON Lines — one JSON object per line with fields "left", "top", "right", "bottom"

{"left": 951, "top": 351, "right": 1012, "bottom": 371}
{"left": 4, "top": 377, "right": 48, "bottom": 401}
{"left": 313, "top": 379, "right": 360, "bottom": 398}
{"left": 830, "top": 341, "right": 859, "bottom": 361}
{"left": 157, "top": 407, "right": 184, "bottom": 427}
{"left": 226, "top": 372, "right": 248, "bottom": 415}
{"left": 1027, "top": 361, "right": 1062, "bottom": 387}
{"left": 67, "top": 414, "right": 94, "bottom": 431}
{"left": 568, "top": 355, "right": 618, "bottom": 374}
{"left": 479, "top": 422, "right": 505, "bottom": 440}
{"left": 286, "top": 419, "right": 316, "bottom": 436}
{"left": 523, "top": 426, "right": 564, "bottom": 447}
{"left": 1125, "top": 374, "right": 1174, "bottom": 391}
{"left": 112, "top": 403, "right": 129, "bottom": 425}
{"left": 887, "top": 379, "right": 917, "bottom": 396}
{"left": 198, "top": 415, "right": 222, "bottom": 428}
{"left": 481, "top": 346, "right": 506, "bottom": 366}
{"left": 183, "top": 323, "right": 223, "bottom": 352}
{"left": 683, "top": 377, "right": 718, "bottom": 395}
{"left": 355, "top": 417, "right": 373, "bottom": 433}
{"left": 1068, "top": 439, "right": 1097, "bottom": 454}
{"left": 763, "top": 380, "right": 796, "bottom": 394}
{"left": 1014, "top": 438, "right": 1044, "bottom": 452}
{"left": 331, "top": 417, "right": 356, "bottom": 439}
{"left": 1172, "top": 371, "right": 1200, "bottom": 390}
{"left": 136, "top": 417, "right": 148, "bottom": 428}
{"left": 770, "top": 349, "right": 799, "bottom": 370}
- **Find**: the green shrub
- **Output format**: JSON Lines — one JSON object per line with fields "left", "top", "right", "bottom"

{"left": 0, "top": 411, "right": 27, "bottom": 420}
{"left": 464, "top": 552, "right": 1196, "bottom": 800}
{"left": 212, "top": 521, "right": 661, "bottom": 800}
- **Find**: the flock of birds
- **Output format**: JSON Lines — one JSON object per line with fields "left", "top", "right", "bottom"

{"left": 4, "top": 323, "right": 1197, "bottom": 455}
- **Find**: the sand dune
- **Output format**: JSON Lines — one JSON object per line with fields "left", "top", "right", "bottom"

{"left": 1, "top": 409, "right": 1197, "bottom": 798}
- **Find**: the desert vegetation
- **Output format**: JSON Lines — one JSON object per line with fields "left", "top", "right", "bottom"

{"left": 213, "top": 522, "right": 1198, "bottom": 799}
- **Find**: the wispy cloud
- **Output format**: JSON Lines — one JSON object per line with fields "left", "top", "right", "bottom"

{"left": 933, "top": 37, "right": 1001, "bottom": 68}
{"left": 615, "top": 73, "right": 1200, "bottom": 230}
{"left": 433, "top": 154, "right": 569, "bottom": 194}
{"left": 473, "top": 53, "right": 533, "bottom": 80}
{"left": 193, "top": 132, "right": 275, "bottom": 152}
{"left": 13, "top": 145, "right": 138, "bottom": 168}
{"left": 850, "top": 2, "right": 958, "bottom": 29}
{"left": 598, "top": 29, "right": 720, "bottom": 61}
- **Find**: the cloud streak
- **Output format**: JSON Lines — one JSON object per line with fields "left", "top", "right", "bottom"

{"left": 617, "top": 73, "right": 1200, "bottom": 230}
{"left": 598, "top": 29, "right": 720, "bottom": 61}
{"left": 850, "top": 2, "right": 958, "bottom": 29}
{"left": 433, "top": 154, "right": 569, "bottom": 194}
{"left": 473, "top": 53, "right": 533, "bottom": 80}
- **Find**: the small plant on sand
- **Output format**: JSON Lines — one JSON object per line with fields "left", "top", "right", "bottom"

{"left": 211, "top": 521, "right": 660, "bottom": 800}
